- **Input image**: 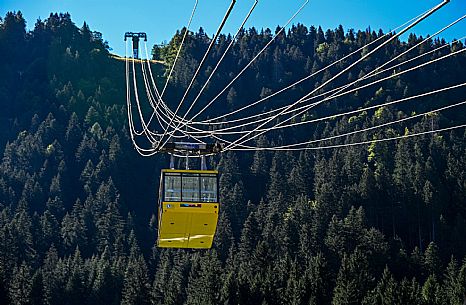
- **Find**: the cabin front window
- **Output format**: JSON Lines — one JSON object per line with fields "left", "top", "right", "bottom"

{"left": 163, "top": 172, "right": 218, "bottom": 203}
{"left": 182, "top": 174, "right": 200, "bottom": 202}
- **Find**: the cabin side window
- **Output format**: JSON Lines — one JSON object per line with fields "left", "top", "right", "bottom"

{"left": 201, "top": 174, "right": 217, "bottom": 202}
{"left": 164, "top": 173, "right": 181, "bottom": 201}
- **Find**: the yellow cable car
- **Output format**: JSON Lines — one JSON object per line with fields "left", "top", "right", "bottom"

{"left": 157, "top": 169, "right": 219, "bottom": 249}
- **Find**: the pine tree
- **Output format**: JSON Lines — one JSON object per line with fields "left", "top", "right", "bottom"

{"left": 92, "top": 246, "right": 118, "bottom": 305}
{"left": 424, "top": 242, "right": 441, "bottom": 276}
{"left": 362, "top": 267, "right": 398, "bottom": 305}
{"left": 186, "top": 250, "right": 223, "bottom": 305}
{"left": 65, "top": 112, "right": 82, "bottom": 151}
{"left": 421, "top": 274, "right": 441, "bottom": 305}
{"left": 164, "top": 252, "right": 190, "bottom": 305}
{"left": 42, "top": 245, "right": 66, "bottom": 305}
{"left": 397, "top": 278, "right": 422, "bottom": 305}
{"left": 151, "top": 251, "right": 172, "bottom": 305}
{"left": 8, "top": 262, "right": 33, "bottom": 305}
{"left": 442, "top": 256, "right": 464, "bottom": 305}
{"left": 64, "top": 247, "right": 86, "bottom": 305}
{"left": 121, "top": 255, "right": 151, "bottom": 305}
{"left": 332, "top": 249, "right": 372, "bottom": 305}
{"left": 214, "top": 212, "right": 235, "bottom": 262}
{"left": 30, "top": 270, "right": 44, "bottom": 305}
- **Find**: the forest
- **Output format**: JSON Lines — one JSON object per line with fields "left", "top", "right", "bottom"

{"left": 0, "top": 10, "right": 466, "bottom": 305}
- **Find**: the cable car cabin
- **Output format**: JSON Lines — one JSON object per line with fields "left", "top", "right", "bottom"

{"left": 157, "top": 169, "right": 219, "bottom": 249}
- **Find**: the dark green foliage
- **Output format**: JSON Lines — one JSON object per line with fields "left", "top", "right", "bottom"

{"left": 332, "top": 249, "right": 372, "bottom": 305}
{"left": 0, "top": 10, "right": 465, "bottom": 305}
{"left": 362, "top": 267, "right": 398, "bottom": 305}
{"left": 121, "top": 254, "right": 151, "bottom": 305}
{"left": 8, "top": 262, "right": 32, "bottom": 305}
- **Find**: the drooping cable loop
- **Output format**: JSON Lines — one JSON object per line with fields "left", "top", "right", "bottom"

{"left": 220, "top": 0, "right": 452, "bottom": 152}
{"left": 124, "top": 0, "right": 465, "bottom": 157}
{"left": 157, "top": 0, "right": 238, "bottom": 150}
{"left": 161, "top": 0, "right": 199, "bottom": 98}
{"left": 158, "top": 0, "right": 310, "bottom": 148}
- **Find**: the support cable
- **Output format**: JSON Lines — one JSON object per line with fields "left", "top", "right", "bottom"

{"left": 131, "top": 34, "right": 466, "bottom": 150}
{"left": 222, "top": 0, "right": 451, "bottom": 151}
{"left": 232, "top": 98, "right": 466, "bottom": 151}
{"left": 125, "top": 42, "right": 159, "bottom": 156}
{"left": 232, "top": 123, "right": 466, "bottom": 151}
{"left": 179, "top": 36, "right": 466, "bottom": 136}
{"left": 140, "top": 2, "right": 442, "bottom": 138}
{"left": 193, "top": 9, "right": 428, "bottom": 124}
{"left": 193, "top": 16, "right": 466, "bottom": 127}
{"left": 157, "top": 0, "right": 238, "bottom": 149}
{"left": 168, "top": 41, "right": 466, "bottom": 137}
{"left": 161, "top": 0, "right": 199, "bottom": 97}
{"left": 179, "top": 0, "right": 259, "bottom": 123}
{"left": 160, "top": 0, "right": 310, "bottom": 145}
{"left": 141, "top": 0, "right": 258, "bottom": 134}
{"left": 180, "top": 0, "right": 310, "bottom": 125}
{"left": 185, "top": 82, "right": 466, "bottom": 136}
{"left": 223, "top": 46, "right": 466, "bottom": 148}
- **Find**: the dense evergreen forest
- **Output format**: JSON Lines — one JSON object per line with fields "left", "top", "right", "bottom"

{"left": 1, "top": 11, "right": 466, "bottom": 305}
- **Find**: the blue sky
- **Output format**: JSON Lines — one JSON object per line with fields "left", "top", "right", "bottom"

{"left": 1, "top": 0, "right": 465, "bottom": 56}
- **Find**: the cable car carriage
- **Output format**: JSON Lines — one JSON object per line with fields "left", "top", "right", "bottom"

{"left": 157, "top": 143, "right": 222, "bottom": 249}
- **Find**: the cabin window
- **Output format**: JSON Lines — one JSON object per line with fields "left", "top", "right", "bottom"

{"left": 182, "top": 174, "right": 200, "bottom": 202}
{"left": 201, "top": 175, "right": 217, "bottom": 202}
{"left": 163, "top": 172, "right": 218, "bottom": 203}
{"left": 164, "top": 173, "right": 181, "bottom": 201}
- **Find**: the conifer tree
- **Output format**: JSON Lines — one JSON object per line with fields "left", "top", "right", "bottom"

{"left": 121, "top": 255, "right": 151, "bottom": 305}
{"left": 8, "top": 262, "right": 32, "bottom": 305}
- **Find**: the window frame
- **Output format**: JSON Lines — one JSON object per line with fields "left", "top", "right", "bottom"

{"left": 181, "top": 173, "right": 200, "bottom": 202}
{"left": 200, "top": 174, "right": 218, "bottom": 203}
{"left": 162, "top": 171, "right": 218, "bottom": 203}
{"left": 163, "top": 172, "right": 182, "bottom": 202}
